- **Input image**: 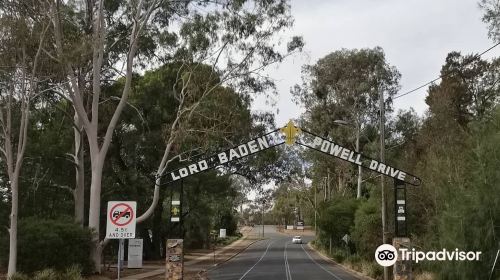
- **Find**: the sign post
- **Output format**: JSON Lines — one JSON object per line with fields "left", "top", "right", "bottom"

{"left": 393, "top": 180, "right": 411, "bottom": 280}
{"left": 117, "top": 239, "right": 124, "bottom": 279}
{"left": 106, "top": 201, "right": 137, "bottom": 280}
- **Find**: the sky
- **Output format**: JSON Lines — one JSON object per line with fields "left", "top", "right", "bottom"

{"left": 251, "top": 0, "right": 500, "bottom": 126}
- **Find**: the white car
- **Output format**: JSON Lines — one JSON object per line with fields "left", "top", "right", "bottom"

{"left": 292, "top": 236, "right": 302, "bottom": 244}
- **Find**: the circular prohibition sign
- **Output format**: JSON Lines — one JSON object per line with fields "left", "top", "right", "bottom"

{"left": 109, "top": 203, "right": 135, "bottom": 227}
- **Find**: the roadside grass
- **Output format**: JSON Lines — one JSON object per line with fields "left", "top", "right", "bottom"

{"left": 310, "top": 240, "right": 382, "bottom": 279}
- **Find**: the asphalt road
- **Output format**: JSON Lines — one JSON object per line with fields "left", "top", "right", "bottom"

{"left": 208, "top": 225, "right": 362, "bottom": 280}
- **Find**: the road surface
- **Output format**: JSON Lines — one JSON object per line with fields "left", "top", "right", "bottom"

{"left": 208, "top": 225, "right": 363, "bottom": 280}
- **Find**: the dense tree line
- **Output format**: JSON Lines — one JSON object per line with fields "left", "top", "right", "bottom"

{"left": 0, "top": 0, "right": 303, "bottom": 276}
{"left": 273, "top": 45, "right": 500, "bottom": 279}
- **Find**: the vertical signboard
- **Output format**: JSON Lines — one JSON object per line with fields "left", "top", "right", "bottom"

{"left": 166, "top": 239, "right": 184, "bottom": 280}
{"left": 127, "top": 239, "right": 143, "bottom": 269}
{"left": 394, "top": 180, "right": 407, "bottom": 237}
{"left": 171, "top": 199, "right": 181, "bottom": 222}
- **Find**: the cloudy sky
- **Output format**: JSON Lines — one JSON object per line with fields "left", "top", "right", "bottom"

{"left": 252, "top": 0, "right": 500, "bottom": 126}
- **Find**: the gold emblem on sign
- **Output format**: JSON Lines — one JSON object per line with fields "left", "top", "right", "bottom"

{"left": 280, "top": 120, "right": 301, "bottom": 145}
{"left": 171, "top": 206, "right": 180, "bottom": 216}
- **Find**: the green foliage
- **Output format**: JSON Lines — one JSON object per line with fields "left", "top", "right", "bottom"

{"left": 479, "top": 0, "right": 500, "bottom": 42}
{"left": 317, "top": 197, "right": 359, "bottom": 247}
{"left": 427, "top": 108, "right": 500, "bottom": 279}
{"left": 8, "top": 266, "right": 83, "bottom": 280}
{"left": 7, "top": 272, "right": 30, "bottom": 280}
{"left": 351, "top": 190, "right": 382, "bottom": 259}
{"left": 295, "top": 46, "right": 500, "bottom": 279}
{"left": 0, "top": 218, "right": 92, "bottom": 274}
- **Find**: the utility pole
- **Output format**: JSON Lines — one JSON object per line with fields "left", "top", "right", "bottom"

{"left": 356, "top": 122, "right": 362, "bottom": 199}
{"left": 333, "top": 119, "right": 362, "bottom": 199}
{"left": 261, "top": 203, "right": 265, "bottom": 238}
{"left": 379, "top": 87, "right": 388, "bottom": 280}
{"left": 327, "top": 168, "right": 331, "bottom": 200}
{"left": 314, "top": 183, "right": 317, "bottom": 234}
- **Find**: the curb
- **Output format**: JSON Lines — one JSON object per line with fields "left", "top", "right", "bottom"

{"left": 185, "top": 234, "right": 255, "bottom": 266}
{"left": 307, "top": 242, "right": 375, "bottom": 280}
{"left": 209, "top": 238, "right": 264, "bottom": 270}
{"left": 197, "top": 237, "right": 265, "bottom": 277}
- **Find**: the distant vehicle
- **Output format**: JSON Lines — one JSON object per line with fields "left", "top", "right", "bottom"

{"left": 292, "top": 236, "right": 302, "bottom": 244}
{"left": 112, "top": 210, "right": 131, "bottom": 219}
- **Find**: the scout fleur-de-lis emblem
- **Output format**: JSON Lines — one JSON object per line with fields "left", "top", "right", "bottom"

{"left": 171, "top": 206, "right": 180, "bottom": 216}
{"left": 280, "top": 120, "right": 301, "bottom": 145}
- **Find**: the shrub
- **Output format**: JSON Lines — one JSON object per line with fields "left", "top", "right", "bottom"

{"left": 0, "top": 218, "right": 93, "bottom": 274}
{"left": 8, "top": 266, "right": 83, "bottom": 280}
{"left": 8, "top": 272, "right": 30, "bottom": 280}
{"left": 351, "top": 191, "right": 382, "bottom": 259}
{"left": 33, "top": 269, "right": 57, "bottom": 280}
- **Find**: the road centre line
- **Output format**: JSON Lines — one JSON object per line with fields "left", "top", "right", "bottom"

{"left": 284, "top": 241, "right": 292, "bottom": 280}
{"left": 301, "top": 244, "right": 344, "bottom": 280}
{"left": 238, "top": 239, "right": 276, "bottom": 280}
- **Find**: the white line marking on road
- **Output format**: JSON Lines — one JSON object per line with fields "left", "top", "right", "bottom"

{"left": 284, "top": 241, "right": 292, "bottom": 280}
{"left": 238, "top": 239, "right": 275, "bottom": 280}
{"left": 301, "top": 244, "right": 343, "bottom": 280}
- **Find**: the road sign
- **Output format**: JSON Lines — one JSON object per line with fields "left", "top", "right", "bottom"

{"left": 171, "top": 198, "right": 181, "bottom": 222}
{"left": 394, "top": 180, "right": 408, "bottom": 237}
{"left": 106, "top": 201, "right": 136, "bottom": 239}
{"left": 296, "top": 129, "right": 421, "bottom": 186}
{"left": 128, "top": 239, "right": 143, "bottom": 269}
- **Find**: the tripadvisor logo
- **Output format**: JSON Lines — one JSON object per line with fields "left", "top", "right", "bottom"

{"left": 374, "top": 244, "right": 482, "bottom": 267}
{"left": 375, "top": 244, "right": 398, "bottom": 267}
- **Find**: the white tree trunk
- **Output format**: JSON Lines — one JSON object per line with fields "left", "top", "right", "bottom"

{"left": 74, "top": 113, "right": 85, "bottom": 225}
{"left": 88, "top": 152, "right": 104, "bottom": 272}
{"left": 137, "top": 141, "right": 174, "bottom": 223}
{"left": 7, "top": 178, "right": 19, "bottom": 276}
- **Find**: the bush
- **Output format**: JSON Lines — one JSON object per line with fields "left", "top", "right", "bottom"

{"left": 8, "top": 272, "right": 30, "bottom": 280}
{"left": 33, "top": 269, "right": 57, "bottom": 280}
{"left": 351, "top": 191, "right": 383, "bottom": 259}
{"left": 8, "top": 266, "right": 83, "bottom": 280}
{"left": 317, "top": 197, "right": 359, "bottom": 247}
{"left": 0, "top": 218, "right": 93, "bottom": 274}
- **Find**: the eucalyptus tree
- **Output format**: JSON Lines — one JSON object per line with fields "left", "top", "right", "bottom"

{"left": 0, "top": 1, "right": 51, "bottom": 275}
{"left": 293, "top": 47, "right": 400, "bottom": 199}
{"left": 133, "top": 1, "right": 304, "bottom": 227}
{"left": 480, "top": 0, "right": 500, "bottom": 42}
{"left": 38, "top": 0, "right": 301, "bottom": 271}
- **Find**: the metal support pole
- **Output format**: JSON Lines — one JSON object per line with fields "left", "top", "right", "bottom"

{"left": 117, "top": 239, "right": 124, "bottom": 280}
{"left": 180, "top": 179, "right": 184, "bottom": 238}
{"left": 314, "top": 183, "right": 317, "bottom": 234}
{"left": 262, "top": 206, "right": 264, "bottom": 238}
{"left": 356, "top": 123, "right": 362, "bottom": 199}
{"left": 379, "top": 87, "right": 388, "bottom": 280}
{"left": 393, "top": 179, "right": 411, "bottom": 279}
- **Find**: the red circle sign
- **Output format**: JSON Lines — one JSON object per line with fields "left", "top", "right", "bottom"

{"left": 109, "top": 203, "right": 134, "bottom": 227}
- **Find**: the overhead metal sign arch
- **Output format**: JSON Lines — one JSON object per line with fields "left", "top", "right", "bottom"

{"left": 160, "top": 120, "right": 421, "bottom": 187}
